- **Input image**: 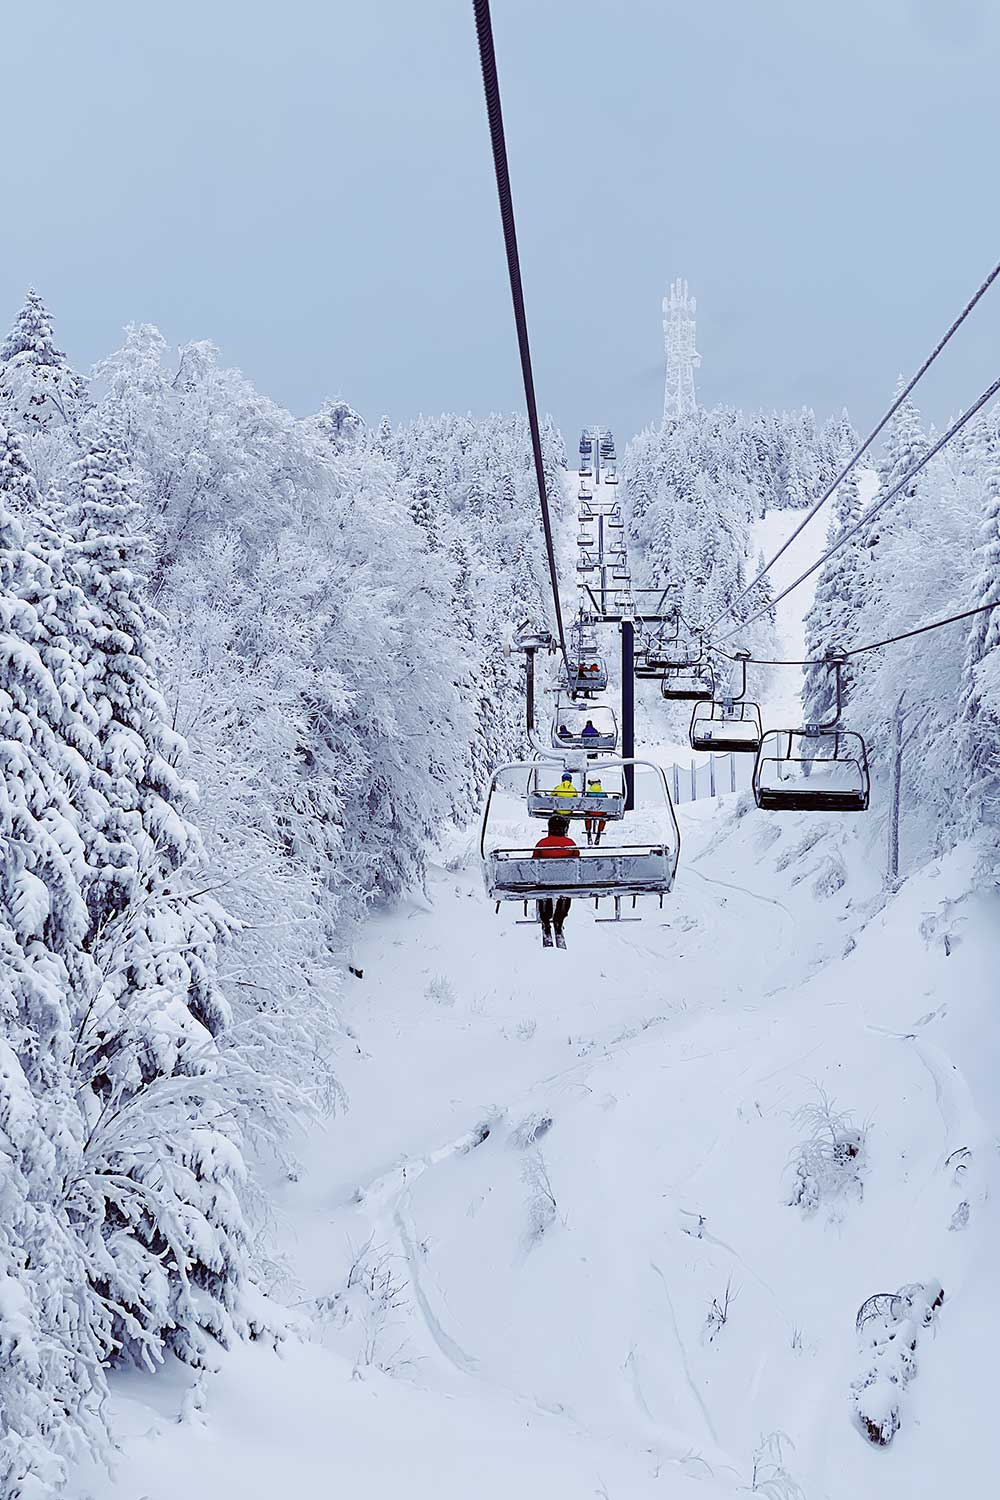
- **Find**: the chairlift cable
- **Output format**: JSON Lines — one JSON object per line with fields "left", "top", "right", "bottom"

{"left": 472, "top": 0, "right": 569, "bottom": 664}
{"left": 705, "top": 256, "right": 1000, "bottom": 636}
{"left": 711, "top": 597, "right": 1000, "bottom": 668}
{"left": 715, "top": 370, "right": 1000, "bottom": 641}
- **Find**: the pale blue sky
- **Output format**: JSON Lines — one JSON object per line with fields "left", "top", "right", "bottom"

{"left": 4, "top": 1, "right": 999, "bottom": 444}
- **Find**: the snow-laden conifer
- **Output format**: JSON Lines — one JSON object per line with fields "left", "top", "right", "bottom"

{"left": 957, "top": 406, "right": 1000, "bottom": 827}
{"left": 0, "top": 289, "right": 88, "bottom": 438}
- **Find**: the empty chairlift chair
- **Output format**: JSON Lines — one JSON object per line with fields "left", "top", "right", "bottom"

{"left": 646, "top": 616, "right": 703, "bottom": 671}
{"left": 661, "top": 664, "right": 715, "bottom": 701}
{"left": 689, "top": 651, "right": 763, "bottom": 753}
{"left": 752, "top": 653, "right": 870, "bottom": 812}
{"left": 481, "top": 758, "right": 681, "bottom": 920}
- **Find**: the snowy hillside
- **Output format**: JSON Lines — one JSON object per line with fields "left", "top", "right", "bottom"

{"left": 67, "top": 773, "right": 1000, "bottom": 1499}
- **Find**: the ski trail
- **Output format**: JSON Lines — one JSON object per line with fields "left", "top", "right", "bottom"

{"left": 683, "top": 864, "right": 795, "bottom": 922}
{"left": 394, "top": 1196, "right": 482, "bottom": 1376}
{"left": 650, "top": 1260, "right": 720, "bottom": 1449}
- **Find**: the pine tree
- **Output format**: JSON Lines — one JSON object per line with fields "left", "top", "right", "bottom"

{"left": 957, "top": 409, "right": 1000, "bottom": 826}
{"left": 0, "top": 288, "right": 88, "bottom": 437}
{"left": 802, "top": 473, "right": 863, "bottom": 723}
{"left": 868, "top": 381, "right": 927, "bottom": 552}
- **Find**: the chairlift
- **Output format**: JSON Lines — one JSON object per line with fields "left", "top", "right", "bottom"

{"left": 551, "top": 699, "right": 618, "bottom": 752}
{"left": 661, "top": 665, "right": 714, "bottom": 701}
{"left": 579, "top": 434, "right": 593, "bottom": 454}
{"left": 481, "top": 758, "right": 681, "bottom": 920}
{"left": 645, "top": 614, "right": 703, "bottom": 670}
{"left": 524, "top": 763, "right": 625, "bottom": 820}
{"left": 604, "top": 469, "right": 619, "bottom": 485}
{"left": 752, "top": 653, "right": 870, "bottom": 812}
{"left": 560, "top": 655, "right": 609, "bottom": 695}
{"left": 577, "top": 532, "right": 595, "bottom": 549}
{"left": 513, "top": 619, "right": 554, "bottom": 652}
{"left": 689, "top": 651, "right": 763, "bottom": 752}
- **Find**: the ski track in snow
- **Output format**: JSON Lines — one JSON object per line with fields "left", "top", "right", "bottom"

{"left": 649, "top": 1260, "right": 722, "bottom": 1451}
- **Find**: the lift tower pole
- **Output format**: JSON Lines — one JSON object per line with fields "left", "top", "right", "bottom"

{"left": 621, "top": 619, "right": 635, "bottom": 811}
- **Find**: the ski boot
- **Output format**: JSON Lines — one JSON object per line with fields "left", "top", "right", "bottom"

{"left": 541, "top": 923, "right": 554, "bottom": 949}
{"left": 554, "top": 928, "right": 567, "bottom": 950}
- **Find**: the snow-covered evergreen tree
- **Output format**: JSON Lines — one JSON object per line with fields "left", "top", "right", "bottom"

{"left": 802, "top": 472, "right": 863, "bottom": 723}
{"left": 0, "top": 289, "right": 88, "bottom": 438}
{"left": 957, "top": 407, "right": 1000, "bottom": 827}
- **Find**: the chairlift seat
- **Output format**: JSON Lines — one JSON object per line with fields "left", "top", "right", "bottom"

{"left": 484, "top": 847, "right": 675, "bottom": 902}
{"left": 752, "top": 729, "right": 870, "bottom": 812}
{"left": 661, "top": 668, "right": 714, "bottom": 701}
{"left": 526, "top": 790, "right": 625, "bottom": 820}
{"left": 690, "top": 700, "right": 762, "bottom": 753}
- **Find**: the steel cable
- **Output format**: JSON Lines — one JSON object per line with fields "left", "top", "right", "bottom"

{"left": 711, "top": 598, "right": 1000, "bottom": 668}
{"left": 705, "top": 256, "right": 1000, "bottom": 635}
{"left": 472, "top": 0, "right": 568, "bottom": 663}
{"left": 717, "top": 371, "right": 1000, "bottom": 641}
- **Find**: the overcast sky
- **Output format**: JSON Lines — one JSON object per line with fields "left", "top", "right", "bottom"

{"left": 5, "top": 0, "right": 999, "bottom": 446}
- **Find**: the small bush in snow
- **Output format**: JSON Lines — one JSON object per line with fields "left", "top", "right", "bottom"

{"left": 425, "top": 975, "right": 456, "bottom": 1007}
{"left": 315, "top": 1239, "right": 410, "bottom": 1375}
{"left": 704, "top": 1278, "right": 739, "bottom": 1343}
{"left": 787, "top": 1088, "right": 867, "bottom": 1216}
{"left": 750, "top": 1432, "right": 806, "bottom": 1498}
{"left": 509, "top": 1113, "right": 553, "bottom": 1149}
{"left": 522, "top": 1151, "right": 558, "bottom": 1242}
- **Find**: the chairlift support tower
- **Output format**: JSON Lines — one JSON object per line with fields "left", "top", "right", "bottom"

{"left": 662, "top": 278, "right": 701, "bottom": 423}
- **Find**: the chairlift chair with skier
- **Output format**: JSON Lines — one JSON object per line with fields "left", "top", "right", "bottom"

{"left": 481, "top": 758, "right": 681, "bottom": 924}
{"left": 551, "top": 699, "right": 618, "bottom": 752}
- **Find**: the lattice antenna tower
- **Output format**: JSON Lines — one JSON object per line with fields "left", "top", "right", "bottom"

{"left": 662, "top": 278, "right": 701, "bottom": 423}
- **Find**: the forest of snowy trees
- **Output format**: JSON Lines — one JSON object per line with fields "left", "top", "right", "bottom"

{"left": 624, "top": 394, "right": 1000, "bottom": 874}
{"left": 625, "top": 404, "right": 856, "bottom": 635}
{"left": 803, "top": 383, "right": 1000, "bottom": 874}
{"left": 0, "top": 292, "right": 561, "bottom": 1497}
{"left": 3, "top": 286, "right": 1000, "bottom": 1495}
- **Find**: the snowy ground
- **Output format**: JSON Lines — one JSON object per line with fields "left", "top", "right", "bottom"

{"left": 69, "top": 476, "right": 1000, "bottom": 1500}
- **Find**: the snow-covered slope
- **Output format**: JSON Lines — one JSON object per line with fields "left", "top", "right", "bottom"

{"left": 69, "top": 787, "right": 1000, "bottom": 1499}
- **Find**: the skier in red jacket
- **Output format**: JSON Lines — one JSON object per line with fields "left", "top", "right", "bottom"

{"left": 533, "top": 814, "right": 578, "bottom": 949}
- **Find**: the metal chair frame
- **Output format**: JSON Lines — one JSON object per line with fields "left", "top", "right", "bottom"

{"left": 751, "top": 654, "right": 871, "bottom": 812}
